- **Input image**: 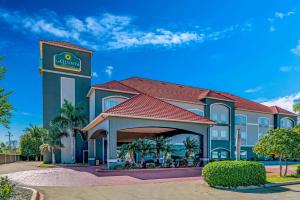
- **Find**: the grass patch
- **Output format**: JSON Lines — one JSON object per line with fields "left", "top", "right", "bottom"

{"left": 38, "top": 163, "right": 56, "bottom": 168}
{"left": 267, "top": 174, "right": 300, "bottom": 183}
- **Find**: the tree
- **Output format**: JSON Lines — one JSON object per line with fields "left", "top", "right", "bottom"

{"left": 293, "top": 103, "right": 300, "bottom": 117}
{"left": 0, "top": 142, "right": 8, "bottom": 153}
{"left": 40, "top": 127, "right": 64, "bottom": 164}
{"left": 163, "top": 143, "right": 174, "bottom": 164}
{"left": 253, "top": 128, "right": 300, "bottom": 176}
{"left": 119, "top": 144, "right": 129, "bottom": 161}
{"left": 152, "top": 136, "right": 171, "bottom": 165}
{"left": 50, "top": 100, "right": 87, "bottom": 162}
{"left": 0, "top": 58, "right": 13, "bottom": 128}
{"left": 183, "top": 137, "right": 199, "bottom": 161}
{"left": 20, "top": 125, "right": 47, "bottom": 160}
{"left": 135, "top": 138, "right": 152, "bottom": 166}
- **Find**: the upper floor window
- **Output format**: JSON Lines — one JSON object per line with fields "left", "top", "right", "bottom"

{"left": 241, "top": 131, "right": 247, "bottom": 146}
{"left": 280, "top": 118, "right": 294, "bottom": 129}
{"left": 211, "top": 127, "right": 229, "bottom": 140}
{"left": 188, "top": 109, "right": 204, "bottom": 116}
{"left": 258, "top": 117, "right": 270, "bottom": 128}
{"left": 103, "top": 96, "right": 128, "bottom": 112}
{"left": 235, "top": 115, "right": 247, "bottom": 126}
{"left": 210, "top": 104, "right": 230, "bottom": 124}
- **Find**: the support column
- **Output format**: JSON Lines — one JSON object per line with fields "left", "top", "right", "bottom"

{"left": 107, "top": 129, "right": 118, "bottom": 169}
{"left": 202, "top": 131, "right": 209, "bottom": 165}
{"left": 88, "top": 139, "right": 96, "bottom": 165}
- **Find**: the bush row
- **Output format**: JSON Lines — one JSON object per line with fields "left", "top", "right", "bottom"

{"left": 202, "top": 161, "right": 266, "bottom": 188}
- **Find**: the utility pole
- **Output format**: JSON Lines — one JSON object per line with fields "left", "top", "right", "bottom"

{"left": 5, "top": 131, "right": 13, "bottom": 150}
{"left": 236, "top": 127, "right": 241, "bottom": 160}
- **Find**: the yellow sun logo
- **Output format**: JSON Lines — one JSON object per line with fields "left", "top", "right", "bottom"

{"left": 65, "top": 54, "right": 71, "bottom": 60}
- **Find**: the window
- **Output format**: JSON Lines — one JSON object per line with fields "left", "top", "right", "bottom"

{"left": 220, "top": 113, "right": 227, "bottom": 123}
{"left": 258, "top": 132, "right": 266, "bottom": 140}
{"left": 220, "top": 151, "right": 228, "bottom": 159}
{"left": 240, "top": 151, "right": 247, "bottom": 160}
{"left": 211, "top": 128, "right": 229, "bottom": 140}
{"left": 235, "top": 151, "right": 247, "bottom": 160}
{"left": 212, "top": 113, "right": 218, "bottom": 121}
{"left": 241, "top": 131, "right": 247, "bottom": 146}
{"left": 188, "top": 109, "right": 204, "bottom": 116}
{"left": 211, "top": 151, "right": 218, "bottom": 159}
{"left": 258, "top": 118, "right": 270, "bottom": 127}
{"left": 280, "top": 118, "right": 293, "bottom": 129}
{"left": 212, "top": 130, "right": 218, "bottom": 138}
{"left": 220, "top": 130, "right": 227, "bottom": 138}
{"left": 235, "top": 115, "right": 247, "bottom": 125}
{"left": 103, "top": 97, "right": 128, "bottom": 111}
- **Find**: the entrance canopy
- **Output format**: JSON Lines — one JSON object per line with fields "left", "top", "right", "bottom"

{"left": 83, "top": 93, "right": 214, "bottom": 132}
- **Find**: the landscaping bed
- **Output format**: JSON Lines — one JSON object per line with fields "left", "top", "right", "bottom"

{"left": 11, "top": 186, "right": 33, "bottom": 200}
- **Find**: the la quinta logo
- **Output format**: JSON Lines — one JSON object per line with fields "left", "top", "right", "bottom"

{"left": 54, "top": 52, "right": 81, "bottom": 72}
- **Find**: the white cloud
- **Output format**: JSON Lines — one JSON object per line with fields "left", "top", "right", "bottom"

{"left": 261, "top": 92, "right": 300, "bottom": 112}
{"left": 291, "top": 40, "right": 300, "bottom": 56}
{"left": 279, "top": 66, "right": 299, "bottom": 72}
{"left": 244, "top": 86, "right": 263, "bottom": 93}
{"left": 105, "top": 66, "right": 113, "bottom": 77}
{"left": 275, "top": 12, "right": 285, "bottom": 19}
{"left": 268, "top": 10, "right": 296, "bottom": 32}
{"left": 270, "top": 25, "right": 275, "bottom": 32}
{"left": 92, "top": 72, "right": 98, "bottom": 78}
{"left": 0, "top": 7, "right": 253, "bottom": 50}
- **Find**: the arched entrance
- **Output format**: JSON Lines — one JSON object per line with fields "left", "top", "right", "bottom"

{"left": 88, "top": 117, "right": 209, "bottom": 168}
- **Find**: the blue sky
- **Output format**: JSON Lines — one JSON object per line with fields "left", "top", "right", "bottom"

{"left": 1, "top": 0, "right": 300, "bottom": 143}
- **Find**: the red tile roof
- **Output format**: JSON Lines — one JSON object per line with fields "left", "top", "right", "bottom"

{"left": 104, "top": 94, "right": 214, "bottom": 124}
{"left": 40, "top": 40, "right": 94, "bottom": 54}
{"left": 269, "top": 106, "right": 296, "bottom": 116}
{"left": 93, "top": 81, "right": 139, "bottom": 93}
{"left": 92, "top": 77, "right": 291, "bottom": 114}
{"left": 198, "top": 90, "right": 235, "bottom": 102}
{"left": 121, "top": 77, "right": 207, "bottom": 103}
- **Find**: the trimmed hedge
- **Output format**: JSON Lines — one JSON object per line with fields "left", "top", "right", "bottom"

{"left": 296, "top": 165, "right": 300, "bottom": 175}
{"left": 202, "top": 161, "right": 266, "bottom": 188}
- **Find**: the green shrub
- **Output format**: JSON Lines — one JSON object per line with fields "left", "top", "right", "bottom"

{"left": 0, "top": 176, "right": 15, "bottom": 200}
{"left": 202, "top": 161, "right": 266, "bottom": 188}
{"left": 296, "top": 165, "right": 300, "bottom": 175}
{"left": 146, "top": 163, "right": 156, "bottom": 168}
{"left": 113, "top": 163, "right": 139, "bottom": 170}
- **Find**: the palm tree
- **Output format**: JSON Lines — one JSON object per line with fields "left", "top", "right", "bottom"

{"left": 119, "top": 144, "right": 129, "bottom": 161}
{"left": 40, "top": 127, "right": 64, "bottom": 164}
{"left": 183, "top": 137, "right": 199, "bottom": 161}
{"left": 152, "top": 136, "right": 171, "bottom": 165}
{"left": 163, "top": 143, "right": 174, "bottom": 164}
{"left": 50, "top": 100, "right": 87, "bottom": 163}
{"left": 135, "top": 138, "right": 152, "bottom": 166}
{"left": 24, "top": 124, "right": 48, "bottom": 160}
{"left": 127, "top": 141, "right": 139, "bottom": 163}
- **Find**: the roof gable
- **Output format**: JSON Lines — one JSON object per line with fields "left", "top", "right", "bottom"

{"left": 104, "top": 93, "right": 214, "bottom": 124}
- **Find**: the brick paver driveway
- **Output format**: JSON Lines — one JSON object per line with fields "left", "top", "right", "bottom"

{"left": 6, "top": 165, "right": 201, "bottom": 187}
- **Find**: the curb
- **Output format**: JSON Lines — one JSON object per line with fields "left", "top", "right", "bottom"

{"left": 214, "top": 181, "right": 300, "bottom": 191}
{"left": 21, "top": 186, "right": 44, "bottom": 200}
{"left": 96, "top": 167, "right": 201, "bottom": 173}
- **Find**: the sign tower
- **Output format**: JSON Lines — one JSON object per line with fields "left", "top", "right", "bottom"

{"left": 39, "top": 40, "right": 93, "bottom": 163}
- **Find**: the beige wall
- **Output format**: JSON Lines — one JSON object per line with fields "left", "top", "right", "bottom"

{"left": 235, "top": 110, "right": 274, "bottom": 146}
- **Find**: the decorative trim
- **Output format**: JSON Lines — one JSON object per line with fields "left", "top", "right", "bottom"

{"left": 40, "top": 41, "right": 93, "bottom": 54}
{"left": 42, "top": 69, "right": 91, "bottom": 79}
